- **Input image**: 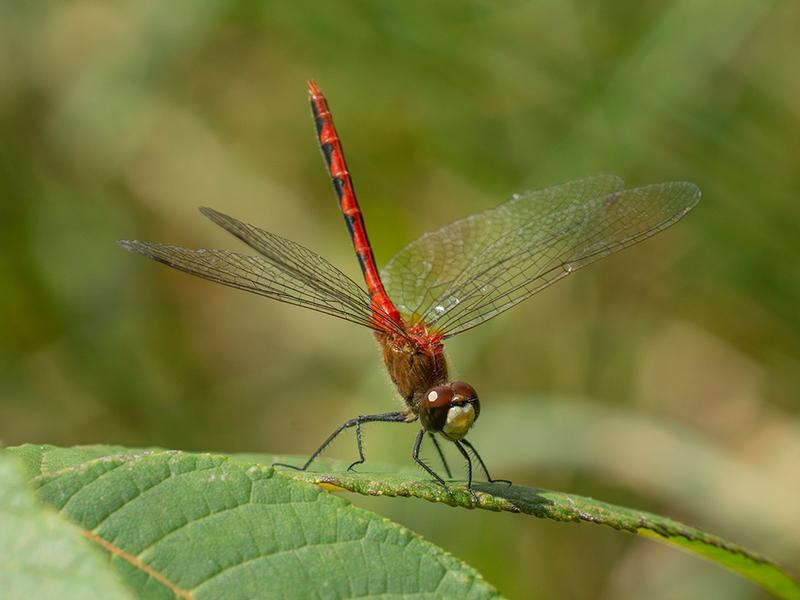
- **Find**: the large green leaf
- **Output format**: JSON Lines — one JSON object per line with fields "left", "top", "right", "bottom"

{"left": 266, "top": 458, "right": 800, "bottom": 600}
{"left": 5, "top": 444, "right": 498, "bottom": 599}
{"left": 0, "top": 453, "right": 132, "bottom": 600}
{"left": 6, "top": 444, "right": 799, "bottom": 599}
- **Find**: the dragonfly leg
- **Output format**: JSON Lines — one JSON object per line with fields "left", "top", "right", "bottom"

{"left": 452, "top": 440, "right": 472, "bottom": 488}
{"left": 273, "top": 411, "right": 407, "bottom": 472}
{"left": 461, "top": 438, "right": 512, "bottom": 485}
{"left": 347, "top": 419, "right": 367, "bottom": 472}
{"left": 453, "top": 440, "right": 480, "bottom": 504}
{"left": 427, "top": 432, "right": 453, "bottom": 479}
{"left": 412, "top": 430, "right": 448, "bottom": 488}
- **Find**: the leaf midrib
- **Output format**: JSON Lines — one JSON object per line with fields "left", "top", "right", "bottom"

{"left": 79, "top": 527, "right": 194, "bottom": 600}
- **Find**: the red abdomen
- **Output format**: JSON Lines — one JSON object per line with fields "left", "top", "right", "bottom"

{"left": 307, "top": 81, "right": 402, "bottom": 329}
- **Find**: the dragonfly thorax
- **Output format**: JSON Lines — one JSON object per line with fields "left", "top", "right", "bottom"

{"left": 376, "top": 330, "right": 449, "bottom": 411}
{"left": 419, "top": 381, "right": 480, "bottom": 440}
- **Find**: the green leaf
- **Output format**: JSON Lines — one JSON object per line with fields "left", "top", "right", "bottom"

{"left": 282, "top": 466, "right": 800, "bottom": 599}
{"left": 273, "top": 460, "right": 800, "bottom": 600}
{"left": 4, "top": 445, "right": 499, "bottom": 600}
{"left": 0, "top": 452, "right": 132, "bottom": 600}
{"left": 6, "top": 445, "right": 799, "bottom": 600}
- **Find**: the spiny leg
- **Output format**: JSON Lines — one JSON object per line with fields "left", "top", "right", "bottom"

{"left": 453, "top": 440, "right": 480, "bottom": 504}
{"left": 461, "top": 438, "right": 512, "bottom": 485}
{"left": 273, "top": 411, "right": 407, "bottom": 472}
{"left": 348, "top": 418, "right": 366, "bottom": 471}
{"left": 452, "top": 440, "right": 474, "bottom": 489}
{"left": 428, "top": 432, "right": 453, "bottom": 479}
{"left": 412, "top": 430, "right": 447, "bottom": 488}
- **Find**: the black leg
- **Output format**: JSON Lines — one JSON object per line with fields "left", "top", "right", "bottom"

{"left": 452, "top": 440, "right": 474, "bottom": 489}
{"left": 461, "top": 438, "right": 512, "bottom": 485}
{"left": 347, "top": 419, "right": 366, "bottom": 471}
{"left": 272, "top": 411, "right": 407, "bottom": 472}
{"left": 427, "top": 432, "right": 453, "bottom": 479}
{"left": 453, "top": 440, "right": 480, "bottom": 504}
{"left": 412, "top": 430, "right": 447, "bottom": 487}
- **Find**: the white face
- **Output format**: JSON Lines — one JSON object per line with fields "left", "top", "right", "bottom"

{"left": 442, "top": 403, "right": 475, "bottom": 441}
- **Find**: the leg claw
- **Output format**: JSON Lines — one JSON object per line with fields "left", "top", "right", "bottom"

{"left": 272, "top": 462, "right": 302, "bottom": 471}
{"left": 490, "top": 478, "right": 512, "bottom": 486}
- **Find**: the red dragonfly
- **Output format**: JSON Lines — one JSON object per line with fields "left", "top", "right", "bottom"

{"left": 120, "top": 81, "right": 699, "bottom": 494}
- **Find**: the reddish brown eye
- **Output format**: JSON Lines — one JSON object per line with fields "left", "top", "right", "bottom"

{"left": 419, "top": 382, "right": 481, "bottom": 435}
{"left": 451, "top": 381, "right": 477, "bottom": 400}
{"left": 451, "top": 380, "right": 480, "bottom": 421}
{"left": 419, "top": 385, "right": 453, "bottom": 432}
{"left": 425, "top": 386, "right": 453, "bottom": 408}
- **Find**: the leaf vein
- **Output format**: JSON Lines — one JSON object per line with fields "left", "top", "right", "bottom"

{"left": 188, "top": 537, "right": 372, "bottom": 594}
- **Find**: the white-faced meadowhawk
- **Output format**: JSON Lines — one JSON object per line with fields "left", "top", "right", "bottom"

{"left": 120, "top": 81, "right": 700, "bottom": 494}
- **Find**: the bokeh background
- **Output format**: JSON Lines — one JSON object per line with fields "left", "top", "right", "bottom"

{"left": 1, "top": 1, "right": 798, "bottom": 598}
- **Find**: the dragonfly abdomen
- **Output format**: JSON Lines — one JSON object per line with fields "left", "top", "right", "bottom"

{"left": 308, "top": 80, "right": 402, "bottom": 329}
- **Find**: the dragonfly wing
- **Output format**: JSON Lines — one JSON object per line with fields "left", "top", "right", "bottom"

{"left": 381, "top": 175, "right": 699, "bottom": 338}
{"left": 198, "top": 208, "right": 403, "bottom": 333}
{"left": 118, "top": 239, "right": 381, "bottom": 331}
{"left": 381, "top": 175, "right": 624, "bottom": 327}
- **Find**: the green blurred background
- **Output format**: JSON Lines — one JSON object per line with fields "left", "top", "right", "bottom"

{"left": 1, "top": 1, "right": 798, "bottom": 598}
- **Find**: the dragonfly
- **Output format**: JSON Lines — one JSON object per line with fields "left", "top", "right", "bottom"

{"left": 120, "top": 81, "right": 700, "bottom": 494}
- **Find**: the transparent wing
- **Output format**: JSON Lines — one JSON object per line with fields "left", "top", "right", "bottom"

{"left": 196, "top": 208, "right": 403, "bottom": 333}
{"left": 381, "top": 176, "right": 699, "bottom": 338}
{"left": 381, "top": 175, "right": 624, "bottom": 329}
{"left": 119, "top": 210, "right": 396, "bottom": 332}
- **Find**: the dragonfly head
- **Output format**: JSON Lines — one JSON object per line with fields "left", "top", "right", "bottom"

{"left": 419, "top": 381, "right": 480, "bottom": 441}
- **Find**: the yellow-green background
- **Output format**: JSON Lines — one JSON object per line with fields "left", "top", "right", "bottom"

{"left": 1, "top": 2, "right": 798, "bottom": 598}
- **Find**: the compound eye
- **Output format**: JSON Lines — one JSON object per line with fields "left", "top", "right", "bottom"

{"left": 450, "top": 381, "right": 480, "bottom": 421}
{"left": 451, "top": 381, "right": 477, "bottom": 401}
{"left": 425, "top": 386, "right": 453, "bottom": 409}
